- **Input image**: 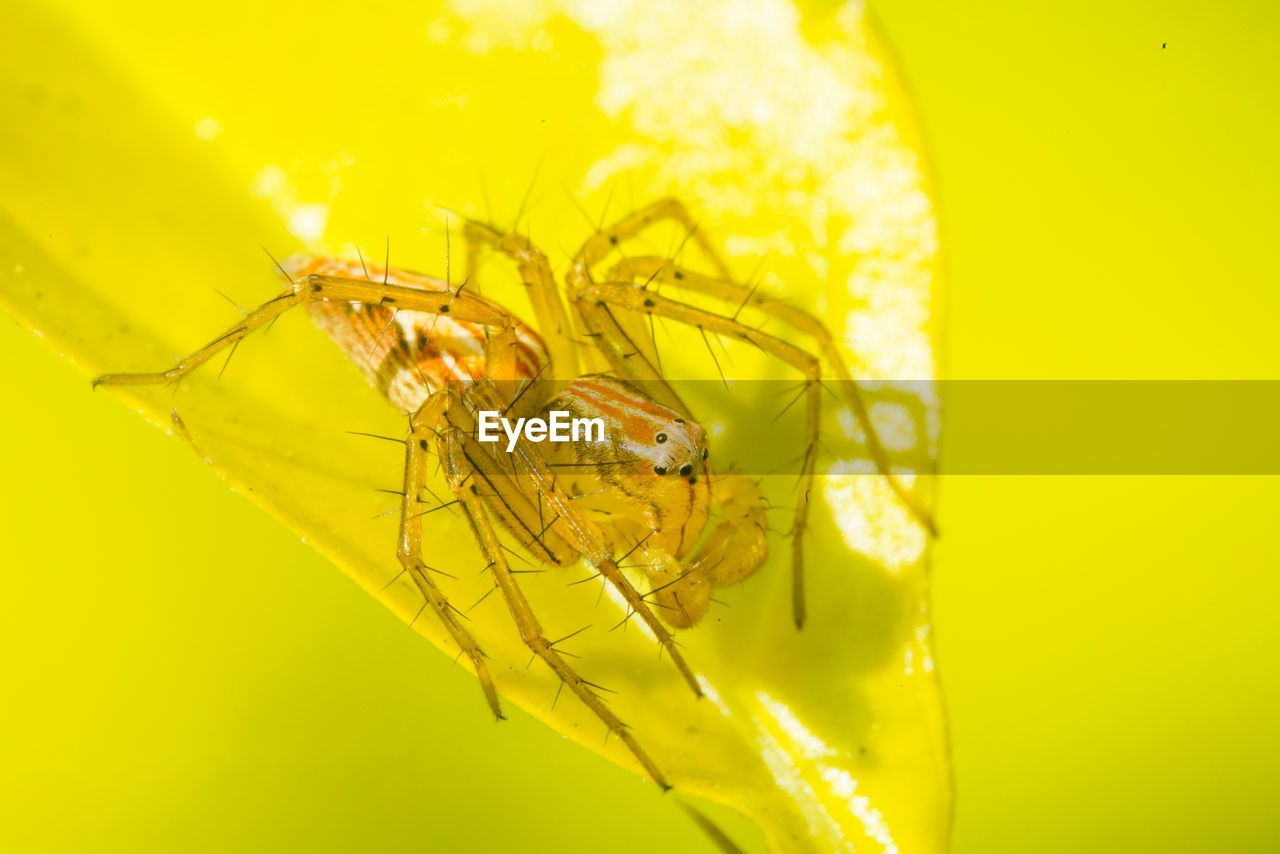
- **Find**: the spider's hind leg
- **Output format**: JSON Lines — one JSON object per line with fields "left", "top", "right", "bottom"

{"left": 93, "top": 271, "right": 522, "bottom": 388}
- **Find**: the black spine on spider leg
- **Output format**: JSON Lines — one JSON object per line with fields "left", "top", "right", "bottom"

{"left": 466, "top": 584, "right": 498, "bottom": 615}
{"left": 261, "top": 246, "right": 295, "bottom": 286}
{"left": 698, "top": 326, "right": 729, "bottom": 389}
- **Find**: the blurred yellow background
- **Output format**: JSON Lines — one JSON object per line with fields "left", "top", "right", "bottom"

{"left": 2, "top": 1, "right": 1278, "bottom": 852}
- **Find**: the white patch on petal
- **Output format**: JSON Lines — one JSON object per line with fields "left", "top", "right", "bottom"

{"left": 823, "top": 459, "right": 925, "bottom": 571}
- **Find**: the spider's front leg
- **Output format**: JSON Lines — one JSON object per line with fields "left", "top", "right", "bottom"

{"left": 571, "top": 242, "right": 934, "bottom": 627}
{"left": 571, "top": 283, "right": 824, "bottom": 627}
{"left": 535, "top": 375, "right": 769, "bottom": 629}
{"left": 431, "top": 390, "right": 671, "bottom": 789}
{"left": 462, "top": 219, "right": 580, "bottom": 378}
{"left": 571, "top": 200, "right": 934, "bottom": 536}
{"left": 449, "top": 382, "right": 706, "bottom": 701}
{"left": 603, "top": 255, "right": 936, "bottom": 533}
{"left": 397, "top": 394, "right": 504, "bottom": 721}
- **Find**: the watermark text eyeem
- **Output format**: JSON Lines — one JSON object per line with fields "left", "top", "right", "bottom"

{"left": 477, "top": 411, "right": 605, "bottom": 452}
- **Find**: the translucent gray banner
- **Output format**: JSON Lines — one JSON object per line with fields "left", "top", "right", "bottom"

{"left": 454, "top": 379, "right": 1280, "bottom": 475}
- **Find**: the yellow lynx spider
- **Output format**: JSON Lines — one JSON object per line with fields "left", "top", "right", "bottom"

{"left": 95, "top": 198, "right": 932, "bottom": 788}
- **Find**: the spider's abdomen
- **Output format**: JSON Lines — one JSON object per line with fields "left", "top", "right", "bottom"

{"left": 287, "top": 256, "right": 547, "bottom": 413}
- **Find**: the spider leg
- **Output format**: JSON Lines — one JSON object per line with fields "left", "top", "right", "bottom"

{"left": 463, "top": 219, "right": 580, "bottom": 380}
{"left": 456, "top": 383, "right": 705, "bottom": 699}
{"left": 603, "top": 256, "right": 936, "bottom": 535}
{"left": 564, "top": 198, "right": 730, "bottom": 400}
{"left": 571, "top": 197, "right": 733, "bottom": 279}
{"left": 95, "top": 274, "right": 529, "bottom": 714}
{"left": 93, "top": 273, "right": 523, "bottom": 388}
{"left": 570, "top": 283, "right": 824, "bottom": 628}
{"left": 399, "top": 394, "right": 503, "bottom": 720}
{"left": 437, "top": 407, "right": 670, "bottom": 790}
{"left": 564, "top": 195, "right": 934, "bottom": 536}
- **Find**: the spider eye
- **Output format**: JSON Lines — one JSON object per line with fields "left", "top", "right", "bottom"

{"left": 679, "top": 464, "right": 693, "bottom": 477}
{"left": 655, "top": 432, "right": 668, "bottom": 444}
{"left": 702, "top": 448, "right": 709, "bottom": 460}
{"left": 654, "top": 465, "right": 668, "bottom": 475}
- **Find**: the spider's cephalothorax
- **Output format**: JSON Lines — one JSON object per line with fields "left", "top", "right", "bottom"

{"left": 95, "top": 198, "right": 932, "bottom": 788}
